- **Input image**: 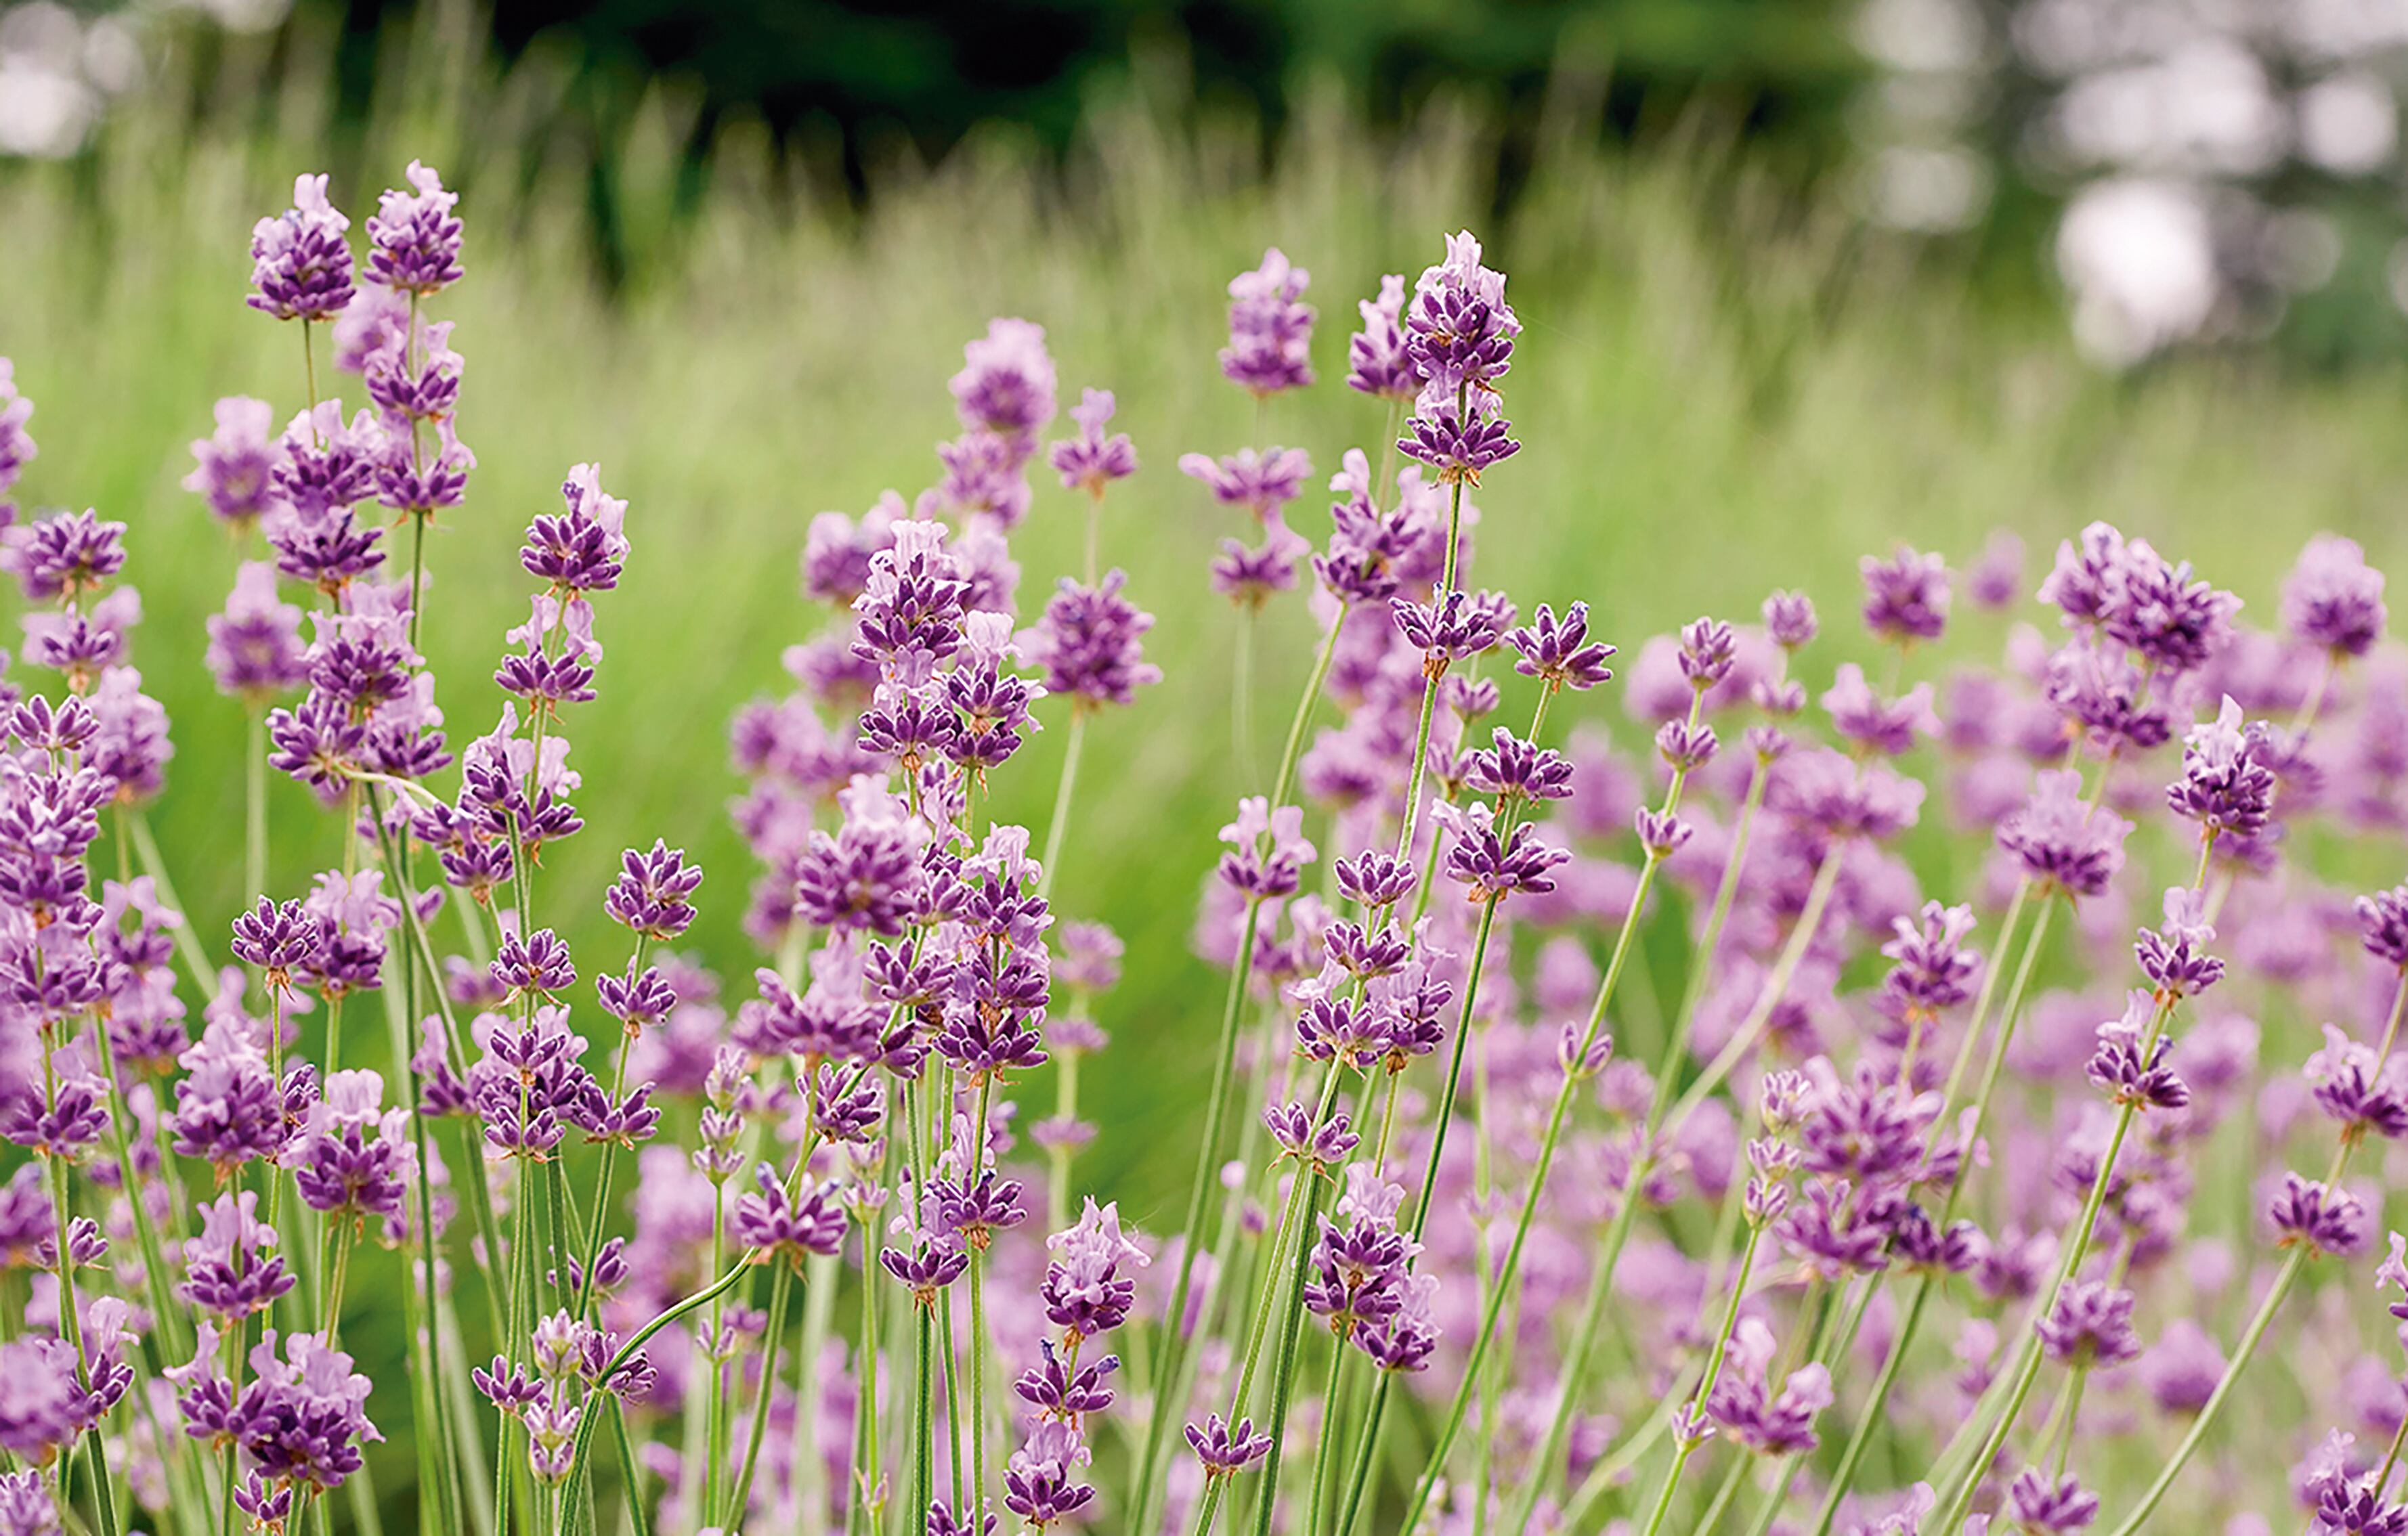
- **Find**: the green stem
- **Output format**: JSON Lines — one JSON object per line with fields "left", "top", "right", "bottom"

{"left": 1389, "top": 481, "right": 1466, "bottom": 864}
{"left": 1136, "top": 605, "right": 1349, "bottom": 1535}
{"left": 723, "top": 1260, "right": 796, "bottom": 1532}
{"left": 1034, "top": 704, "right": 1088, "bottom": 905}
{"left": 1245, "top": 1175, "right": 1329, "bottom": 1536}
{"left": 2103, "top": 1250, "right": 2305, "bottom": 1536}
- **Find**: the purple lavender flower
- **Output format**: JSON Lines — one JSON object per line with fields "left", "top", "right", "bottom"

{"left": 2085, "top": 996, "right": 2191, "bottom": 1111}
{"left": 6, "top": 508, "right": 125, "bottom": 605}
{"left": 1023, "top": 572, "right": 1161, "bottom": 707}
{"left": 2038, "top": 1279, "right": 2141, "bottom": 1367}
{"left": 230, "top": 1330, "right": 381, "bottom": 1489}
{"left": 1216, "top": 797, "right": 1315, "bottom": 900}
{"left": 1823, "top": 664, "right": 1939, "bottom": 757}
{"left": 1397, "top": 392, "right": 1518, "bottom": 485}
{"left": 2306, "top": 1024, "right": 2408, "bottom": 1140}
{"left": 1704, "top": 1316, "right": 1836, "bottom": 1453}
{"left": 1402, "top": 230, "right": 1518, "bottom": 396}
{"left": 2283, "top": 534, "right": 2387, "bottom": 658}
{"left": 1505, "top": 601, "right": 1615, "bottom": 692}
{"left": 793, "top": 784, "right": 925, "bottom": 936}
{"left": 1345, "top": 274, "right": 1417, "bottom": 401}
{"left": 2361, "top": 884, "right": 2408, "bottom": 970}
{"left": 0, "top": 361, "right": 30, "bottom": 527}
{"left": 1178, "top": 447, "right": 1312, "bottom": 523}
{"left": 604, "top": 840, "right": 702, "bottom": 940}
{"left": 1185, "top": 1412, "right": 1274, "bottom": 1474}
{"left": 2044, "top": 638, "right": 2172, "bottom": 756}
{"left": 364, "top": 161, "right": 464, "bottom": 294}
{"left": 1042, "top": 1198, "right": 1148, "bottom": 1341}
{"left": 1763, "top": 590, "right": 1818, "bottom": 650}
{"left": 206, "top": 563, "right": 310, "bottom": 701}
{"left": 2105, "top": 540, "right": 2240, "bottom": 676}
{"left": 2004, "top": 1470, "right": 2099, "bottom": 1534}
{"left": 1392, "top": 588, "right": 1514, "bottom": 672}
{"left": 951, "top": 318, "right": 1058, "bottom": 442}
{"left": 1220, "top": 248, "right": 1315, "bottom": 395}
{"left": 1003, "top": 1418, "right": 1095, "bottom": 1528}
{"left": 1464, "top": 727, "right": 1574, "bottom": 805}
{"left": 2271, "top": 1172, "right": 2366, "bottom": 1257}
{"left": 184, "top": 397, "right": 283, "bottom": 527}
{"left": 729, "top": 1164, "right": 847, "bottom": 1265}
{"left": 1047, "top": 389, "right": 1137, "bottom": 497}
{"left": 1996, "top": 768, "right": 2131, "bottom": 900}
{"left": 1860, "top": 546, "right": 1951, "bottom": 644}
{"left": 1437, "top": 802, "right": 1570, "bottom": 903}
{"left": 1877, "top": 900, "right": 1982, "bottom": 1024}
{"left": 2170, "top": 714, "right": 2278, "bottom": 863}
{"left": 2134, "top": 887, "right": 2224, "bottom": 999}
{"left": 249, "top": 175, "right": 357, "bottom": 322}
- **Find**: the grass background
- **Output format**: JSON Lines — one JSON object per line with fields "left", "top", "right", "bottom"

{"left": 5, "top": 18, "right": 2408, "bottom": 1251}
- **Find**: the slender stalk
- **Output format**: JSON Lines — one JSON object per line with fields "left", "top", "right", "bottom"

{"left": 127, "top": 812, "right": 217, "bottom": 997}
{"left": 1389, "top": 480, "right": 1467, "bottom": 864}
{"left": 1406, "top": 896, "right": 1500, "bottom": 1232}
{"left": 1034, "top": 704, "right": 1088, "bottom": 905}
{"left": 1637, "top": 1222, "right": 1768, "bottom": 1536}
{"left": 1305, "top": 1343, "right": 1350, "bottom": 1536}
{"left": 2103, "top": 1250, "right": 2304, "bottom": 1536}
{"left": 1134, "top": 606, "right": 1350, "bottom": 1535}
{"left": 1245, "top": 1174, "right": 1329, "bottom": 1536}
{"left": 723, "top": 1260, "right": 797, "bottom": 1531}
{"left": 47, "top": 1147, "right": 120, "bottom": 1536}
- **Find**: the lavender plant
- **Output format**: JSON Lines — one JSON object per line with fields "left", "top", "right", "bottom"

{"left": 0, "top": 162, "right": 2403, "bottom": 1536}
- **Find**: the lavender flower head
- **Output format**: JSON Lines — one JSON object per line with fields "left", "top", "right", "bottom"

{"left": 1346, "top": 273, "right": 1417, "bottom": 401}
{"left": 207, "top": 563, "right": 310, "bottom": 701}
{"left": 2283, "top": 534, "right": 2387, "bottom": 658}
{"left": 1220, "top": 247, "right": 1315, "bottom": 395}
{"left": 1860, "top": 545, "right": 1950, "bottom": 644}
{"left": 365, "top": 160, "right": 464, "bottom": 295}
{"left": 2164, "top": 696, "right": 2276, "bottom": 842}
{"left": 248, "top": 174, "right": 356, "bottom": 322}
{"left": 951, "top": 317, "right": 1057, "bottom": 443}
{"left": 1997, "top": 768, "right": 2131, "bottom": 900}
{"left": 184, "top": 397, "right": 283, "bottom": 527}
{"left": 1022, "top": 571, "right": 1162, "bottom": 708}
{"left": 1047, "top": 389, "right": 1137, "bottom": 498}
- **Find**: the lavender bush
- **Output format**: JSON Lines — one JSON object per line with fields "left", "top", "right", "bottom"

{"left": 0, "top": 158, "right": 2401, "bottom": 1536}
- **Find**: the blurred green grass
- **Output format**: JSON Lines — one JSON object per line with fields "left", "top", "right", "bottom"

{"left": 4, "top": 26, "right": 2407, "bottom": 1246}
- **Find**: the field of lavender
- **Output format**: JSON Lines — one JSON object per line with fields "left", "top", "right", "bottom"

{"left": 3, "top": 40, "right": 2408, "bottom": 1536}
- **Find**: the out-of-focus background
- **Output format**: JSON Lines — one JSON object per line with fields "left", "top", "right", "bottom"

{"left": 3, "top": 0, "right": 2406, "bottom": 1245}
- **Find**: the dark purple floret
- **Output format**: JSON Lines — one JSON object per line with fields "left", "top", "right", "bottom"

{"left": 519, "top": 466, "right": 630, "bottom": 598}
{"left": 1465, "top": 726, "right": 1574, "bottom": 805}
{"left": 730, "top": 1164, "right": 848, "bottom": 1265}
{"left": 2283, "top": 534, "right": 2387, "bottom": 658}
{"left": 1877, "top": 901, "right": 1983, "bottom": 1024}
{"left": 2164, "top": 698, "right": 2277, "bottom": 841}
{"left": 1392, "top": 588, "right": 1515, "bottom": 672}
{"left": 2360, "top": 884, "right": 2408, "bottom": 969}
{"left": 1014, "top": 1341, "right": 1118, "bottom": 1421}
{"left": 1679, "top": 617, "right": 1738, "bottom": 689}
{"left": 2004, "top": 1469, "right": 2099, "bottom": 1534}
{"left": 2037, "top": 1279, "right": 2140, "bottom": 1367}
{"left": 2271, "top": 1172, "right": 2365, "bottom": 1257}
{"left": 1636, "top": 808, "right": 1692, "bottom": 857}
{"left": 1400, "top": 231, "right": 1520, "bottom": 395}
{"left": 1502, "top": 604, "right": 1618, "bottom": 693}
{"left": 1440, "top": 806, "right": 1570, "bottom": 903}
{"left": 603, "top": 839, "right": 702, "bottom": 940}
{"left": 1185, "top": 1412, "right": 1274, "bottom": 1474}
{"left": 1656, "top": 718, "right": 1719, "bottom": 773}
{"left": 228, "top": 1330, "right": 380, "bottom": 1491}
{"left": 2133, "top": 888, "right": 2223, "bottom": 999}
{"left": 491, "top": 928, "right": 576, "bottom": 1000}
{"left": 2105, "top": 542, "right": 2239, "bottom": 676}
{"left": 1333, "top": 850, "right": 1417, "bottom": 910}
{"left": 7, "top": 508, "right": 125, "bottom": 605}
{"left": 1264, "top": 1101, "right": 1359, "bottom": 1169}
{"left": 2085, "top": 1006, "right": 2191, "bottom": 1112}
{"left": 2317, "top": 1484, "right": 2408, "bottom": 1536}
{"left": 364, "top": 162, "right": 464, "bottom": 295}
{"left": 248, "top": 175, "right": 357, "bottom": 322}
{"left": 2306, "top": 1024, "right": 2408, "bottom": 1141}
{"left": 881, "top": 1239, "right": 971, "bottom": 1302}
{"left": 1860, "top": 546, "right": 1950, "bottom": 643}
{"left": 1996, "top": 768, "right": 2130, "bottom": 899}
{"left": 1345, "top": 274, "right": 1417, "bottom": 401}
{"left": 1003, "top": 1420, "right": 1095, "bottom": 1529}
{"left": 1397, "top": 394, "right": 1520, "bottom": 485}
{"left": 1025, "top": 572, "right": 1162, "bottom": 707}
